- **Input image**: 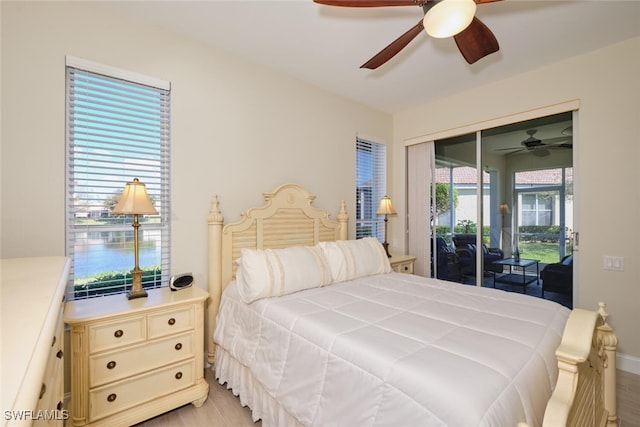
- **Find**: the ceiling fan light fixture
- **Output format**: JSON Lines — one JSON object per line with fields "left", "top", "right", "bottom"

{"left": 423, "top": 0, "right": 477, "bottom": 39}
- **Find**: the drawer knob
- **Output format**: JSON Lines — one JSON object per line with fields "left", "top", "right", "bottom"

{"left": 51, "top": 335, "right": 57, "bottom": 347}
{"left": 107, "top": 393, "right": 117, "bottom": 402}
{"left": 174, "top": 343, "right": 182, "bottom": 351}
{"left": 56, "top": 349, "right": 64, "bottom": 359}
{"left": 39, "top": 383, "right": 46, "bottom": 399}
{"left": 175, "top": 371, "right": 183, "bottom": 380}
{"left": 114, "top": 329, "right": 124, "bottom": 338}
{"left": 168, "top": 317, "right": 176, "bottom": 325}
{"left": 404, "top": 265, "right": 409, "bottom": 271}
{"left": 107, "top": 361, "right": 117, "bottom": 370}
{"left": 57, "top": 401, "right": 63, "bottom": 411}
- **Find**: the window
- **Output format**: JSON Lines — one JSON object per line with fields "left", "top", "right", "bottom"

{"left": 65, "top": 58, "right": 170, "bottom": 300}
{"left": 356, "top": 137, "right": 387, "bottom": 240}
{"left": 521, "top": 193, "right": 553, "bottom": 226}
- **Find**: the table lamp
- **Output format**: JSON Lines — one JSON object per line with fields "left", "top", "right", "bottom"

{"left": 376, "top": 195, "right": 397, "bottom": 257}
{"left": 112, "top": 178, "right": 158, "bottom": 299}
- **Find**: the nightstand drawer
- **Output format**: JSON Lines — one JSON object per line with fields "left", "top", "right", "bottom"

{"left": 90, "top": 359, "right": 195, "bottom": 422}
{"left": 148, "top": 306, "right": 194, "bottom": 339}
{"left": 392, "top": 261, "right": 414, "bottom": 274}
{"left": 390, "top": 255, "right": 416, "bottom": 274}
{"left": 89, "top": 331, "right": 194, "bottom": 387}
{"left": 89, "top": 316, "right": 146, "bottom": 353}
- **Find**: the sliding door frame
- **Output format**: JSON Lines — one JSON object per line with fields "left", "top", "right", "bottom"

{"left": 404, "top": 101, "right": 579, "bottom": 298}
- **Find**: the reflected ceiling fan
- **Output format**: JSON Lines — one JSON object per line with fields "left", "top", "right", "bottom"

{"left": 497, "top": 129, "right": 572, "bottom": 157}
{"left": 313, "top": 0, "right": 501, "bottom": 69}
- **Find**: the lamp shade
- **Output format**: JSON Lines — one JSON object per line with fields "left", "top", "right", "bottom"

{"left": 423, "top": 0, "right": 477, "bottom": 39}
{"left": 112, "top": 178, "right": 158, "bottom": 215}
{"left": 376, "top": 195, "right": 397, "bottom": 216}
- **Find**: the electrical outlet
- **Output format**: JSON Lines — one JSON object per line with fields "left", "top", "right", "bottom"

{"left": 603, "top": 256, "right": 624, "bottom": 271}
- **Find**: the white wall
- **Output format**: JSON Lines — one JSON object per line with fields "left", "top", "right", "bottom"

{"left": 392, "top": 37, "right": 640, "bottom": 364}
{"left": 0, "top": 2, "right": 392, "bottom": 289}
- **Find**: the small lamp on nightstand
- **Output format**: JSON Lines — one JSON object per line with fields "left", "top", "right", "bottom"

{"left": 112, "top": 178, "right": 158, "bottom": 300}
{"left": 376, "top": 195, "right": 397, "bottom": 258}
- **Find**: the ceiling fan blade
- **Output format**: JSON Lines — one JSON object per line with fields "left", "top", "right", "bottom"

{"left": 453, "top": 16, "right": 499, "bottom": 64}
{"left": 540, "top": 137, "right": 571, "bottom": 146}
{"left": 313, "top": 0, "right": 424, "bottom": 7}
{"left": 361, "top": 20, "right": 424, "bottom": 69}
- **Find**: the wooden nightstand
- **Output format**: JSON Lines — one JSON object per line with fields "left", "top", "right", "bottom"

{"left": 64, "top": 286, "right": 209, "bottom": 427}
{"left": 389, "top": 254, "right": 416, "bottom": 274}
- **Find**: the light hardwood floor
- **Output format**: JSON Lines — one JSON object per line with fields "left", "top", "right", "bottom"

{"left": 136, "top": 368, "right": 640, "bottom": 427}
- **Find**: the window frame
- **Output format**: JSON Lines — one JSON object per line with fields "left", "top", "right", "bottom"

{"left": 65, "top": 57, "right": 171, "bottom": 300}
{"left": 356, "top": 137, "right": 387, "bottom": 241}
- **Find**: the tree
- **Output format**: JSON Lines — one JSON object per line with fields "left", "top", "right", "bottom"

{"left": 433, "top": 183, "right": 459, "bottom": 218}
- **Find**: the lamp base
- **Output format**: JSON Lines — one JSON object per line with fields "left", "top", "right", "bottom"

{"left": 382, "top": 241, "right": 392, "bottom": 258}
{"left": 127, "top": 268, "right": 148, "bottom": 300}
{"left": 127, "top": 288, "right": 148, "bottom": 300}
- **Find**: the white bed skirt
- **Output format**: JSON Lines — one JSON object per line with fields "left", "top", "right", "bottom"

{"left": 215, "top": 345, "right": 303, "bottom": 427}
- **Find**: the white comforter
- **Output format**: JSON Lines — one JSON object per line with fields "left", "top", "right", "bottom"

{"left": 214, "top": 272, "right": 570, "bottom": 427}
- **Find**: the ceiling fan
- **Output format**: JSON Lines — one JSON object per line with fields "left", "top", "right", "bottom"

{"left": 313, "top": 0, "right": 501, "bottom": 69}
{"left": 497, "top": 129, "right": 572, "bottom": 157}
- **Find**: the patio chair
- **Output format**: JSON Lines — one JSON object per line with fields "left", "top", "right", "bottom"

{"left": 431, "top": 237, "right": 463, "bottom": 282}
{"left": 540, "top": 254, "right": 573, "bottom": 296}
{"left": 452, "top": 234, "right": 504, "bottom": 276}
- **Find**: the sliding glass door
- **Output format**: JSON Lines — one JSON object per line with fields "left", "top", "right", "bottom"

{"left": 427, "top": 111, "right": 573, "bottom": 297}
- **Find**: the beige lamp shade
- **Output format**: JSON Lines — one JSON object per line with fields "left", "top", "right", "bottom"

{"left": 112, "top": 178, "right": 158, "bottom": 215}
{"left": 423, "top": 0, "right": 477, "bottom": 38}
{"left": 376, "top": 195, "right": 397, "bottom": 216}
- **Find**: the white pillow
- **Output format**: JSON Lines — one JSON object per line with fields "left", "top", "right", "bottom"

{"left": 318, "top": 237, "right": 391, "bottom": 283}
{"left": 236, "top": 245, "right": 332, "bottom": 303}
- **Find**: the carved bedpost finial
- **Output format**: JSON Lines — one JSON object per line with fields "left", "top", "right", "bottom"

{"left": 338, "top": 200, "right": 348, "bottom": 240}
{"left": 208, "top": 194, "right": 224, "bottom": 224}
{"left": 597, "top": 302, "right": 618, "bottom": 347}
{"left": 338, "top": 200, "right": 348, "bottom": 220}
{"left": 597, "top": 302, "right": 609, "bottom": 325}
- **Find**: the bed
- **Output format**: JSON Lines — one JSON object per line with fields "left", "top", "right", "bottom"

{"left": 207, "top": 183, "right": 618, "bottom": 427}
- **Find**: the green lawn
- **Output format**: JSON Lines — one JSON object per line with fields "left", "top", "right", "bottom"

{"left": 518, "top": 242, "right": 567, "bottom": 264}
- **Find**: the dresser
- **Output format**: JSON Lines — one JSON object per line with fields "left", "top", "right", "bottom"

{"left": 1, "top": 257, "right": 70, "bottom": 427}
{"left": 63, "top": 286, "right": 209, "bottom": 426}
{"left": 389, "top": 254, "right": 416, "bottom": 274}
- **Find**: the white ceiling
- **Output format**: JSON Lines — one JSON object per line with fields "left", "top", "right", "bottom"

{"left": 108, "top": 0, "right": 640, "bottom": 114}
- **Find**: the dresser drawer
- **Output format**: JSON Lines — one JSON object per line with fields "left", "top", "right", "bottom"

{"left": 35, "top": 354, "right": 64, "bottom": 425}
{"left": 89, "top": 315, "right": 146, "bottom": 353}
{"left": 89, "top": 331, "right": 194, "bottom": 387}
{"left": 148, "top": 306, "right": 194, "bottom": 339}
{"left": 90, "top": 359, "right": 195, "bottom": 422}
{"left": 35, "top": 306, "right": 65, "bottom": 426}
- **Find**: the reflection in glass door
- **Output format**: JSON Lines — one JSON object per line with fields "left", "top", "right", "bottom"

{"left": 433, "top": 134, "right": 482, "bottom": 285}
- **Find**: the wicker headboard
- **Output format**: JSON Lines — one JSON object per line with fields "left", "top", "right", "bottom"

{"left": 206, "top": 183, "right": 348, "bottom": 364}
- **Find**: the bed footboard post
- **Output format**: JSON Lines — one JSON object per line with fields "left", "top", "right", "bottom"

{"left": 207, "top": 194, "right": 224, "bottom": 366}
{"left": 597, "top": 302, "right": 618, "bottom": 427}
{"left": 338, "top": 200, "right": 348, "bottom": 240}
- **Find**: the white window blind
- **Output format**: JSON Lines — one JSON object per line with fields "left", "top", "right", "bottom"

{"left": 65, "top": 63, "right": 170, "bottom": 300}
{"left": 356, "top": 137, "right": 387, "bottom": 241}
